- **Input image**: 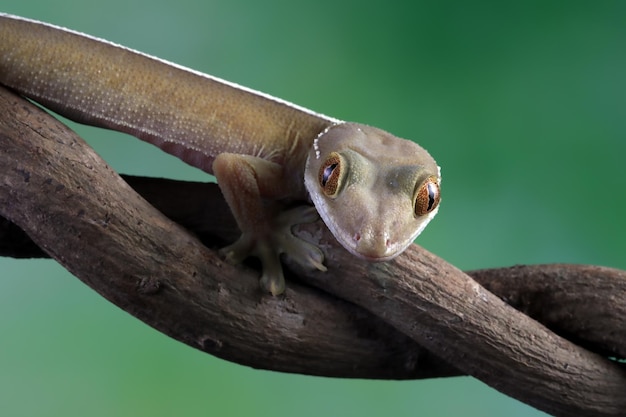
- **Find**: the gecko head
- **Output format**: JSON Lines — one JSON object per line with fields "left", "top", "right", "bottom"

{"left": 304, "top": 122, "right": 441, "bottom": 261}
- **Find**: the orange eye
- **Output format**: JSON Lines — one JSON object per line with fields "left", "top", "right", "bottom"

{"left": 318, "top": 152, "right": 343, "bottom": 197}
{"left": 414, "top": 176, "right": 440, "bottom": 217}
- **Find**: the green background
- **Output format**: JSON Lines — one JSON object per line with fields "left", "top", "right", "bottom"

{"left": 1, "top": 1, "right": 625, "bottom": 416}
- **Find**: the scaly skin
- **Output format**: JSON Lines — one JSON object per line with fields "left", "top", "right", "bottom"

{"left": 0, "top": 14, "right": 441, "bottom": 294}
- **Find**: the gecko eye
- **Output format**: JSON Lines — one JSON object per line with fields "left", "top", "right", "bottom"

{"left": 318, "top": 152, "right": 344, "bottom": 198}
{"left": 414, "top": 176, "right": 441, "bottom": 217}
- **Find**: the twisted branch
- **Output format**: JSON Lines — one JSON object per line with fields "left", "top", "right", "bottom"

{"left": 1, "top": 86, "right": 624, "bottom": 416}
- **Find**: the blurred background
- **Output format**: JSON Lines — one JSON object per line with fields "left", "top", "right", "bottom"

{"left": 1, "top": 1, "right": 625, "bottom": 416}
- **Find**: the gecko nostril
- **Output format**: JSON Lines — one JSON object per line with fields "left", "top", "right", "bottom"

{"left": 386, "top": 239, "right": 392, "bottom": 248}
{"left": 353, "top": 233, "right": 361, "bottom": 242}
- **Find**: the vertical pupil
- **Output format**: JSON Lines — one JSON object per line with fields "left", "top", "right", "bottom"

{"left": 322, "top": 163, "right": 338, "bottom": 186}
{"left": 427, "top": 182, "right": 436, "bottom": 211}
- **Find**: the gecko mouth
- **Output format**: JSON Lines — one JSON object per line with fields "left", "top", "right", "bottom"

{"left": 358, "top": 253, "right": 395, "bottom": 262}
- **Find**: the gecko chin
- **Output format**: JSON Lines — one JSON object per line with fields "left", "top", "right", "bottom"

{"left": 355, "top": 252, "right": 397, "bottom": 262}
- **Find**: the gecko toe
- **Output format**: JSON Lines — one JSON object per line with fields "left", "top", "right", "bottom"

{"left": 255, "top": 242, "right": 286, "bottom": 295}
{"left": 283, "top": 235, "right": 326, "bottom": 272}
{"left": 219, "top": 234, "right": 255, "bottom": 265}
{"left": 259, "top": 268, "right": 286, "bottom": 296}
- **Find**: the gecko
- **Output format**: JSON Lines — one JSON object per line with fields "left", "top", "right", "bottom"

{"left": 0, "top": 14, "right": 441, "bottom": 295}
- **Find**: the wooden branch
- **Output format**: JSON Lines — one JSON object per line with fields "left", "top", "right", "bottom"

{"left": 0, "top": 86, "right": 451, "bottom": 380}
{"left": 5, "top": 176, "right": 626, "bottom": 362}
{"left": 1, "top": 85, "right": 625, "bottom": 416}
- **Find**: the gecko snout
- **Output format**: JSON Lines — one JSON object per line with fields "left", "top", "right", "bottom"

{"left": 351, "top": 227, "right": 397, "bottom": 261}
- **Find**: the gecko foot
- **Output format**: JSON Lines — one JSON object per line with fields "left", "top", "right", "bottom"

{"left": 219, "top": 206, "right": 326, "bottom": 295}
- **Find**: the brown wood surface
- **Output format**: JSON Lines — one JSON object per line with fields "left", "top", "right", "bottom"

{"left": 1, "top": 86, "right": 625, "bottom": 416}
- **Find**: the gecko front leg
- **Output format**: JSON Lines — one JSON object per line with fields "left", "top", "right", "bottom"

{"left": 212, "top": 153, "right": 326, "bottom": 295}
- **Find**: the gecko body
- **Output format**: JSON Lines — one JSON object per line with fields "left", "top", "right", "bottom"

{"left": 0, "top": 14, "right": 441, "bottom": 294}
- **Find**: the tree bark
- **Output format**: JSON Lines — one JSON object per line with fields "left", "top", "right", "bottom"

{"left": 1, "top": 86, "right": 625, "bottom": 416}
{"left": 4, "top": 176, "right": 625, "bottom": 363}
